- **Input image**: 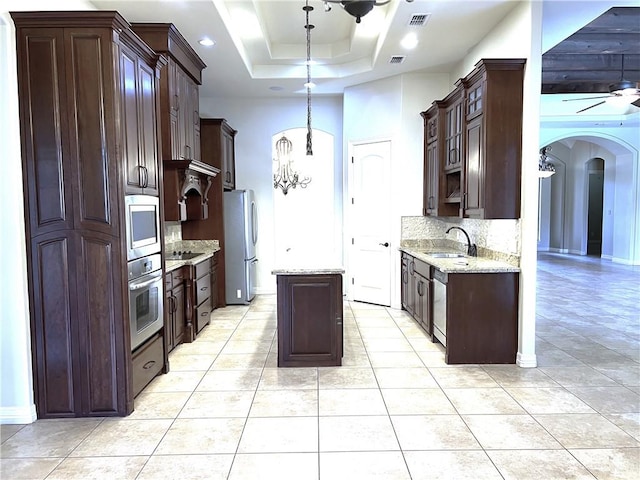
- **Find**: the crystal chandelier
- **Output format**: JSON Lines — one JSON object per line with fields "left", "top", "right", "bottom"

{"left": 273, "top": 135, "right": 311, "bottom": 195}
{"left": 539, "top": 146, "right": 556, "bottom": 178}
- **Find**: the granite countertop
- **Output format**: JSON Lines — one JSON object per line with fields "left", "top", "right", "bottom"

{"left": 400, "top": 247, "right": 520, "bottom": 273}
{"left": 165, "top": 240, "right": 220, "bottom": 273}
{"left": 272, "top": 266, "right": 345, "bottom": 275}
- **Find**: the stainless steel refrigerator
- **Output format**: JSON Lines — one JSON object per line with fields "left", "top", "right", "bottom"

{"left": 223, "top": 189, "right": 258, "bottom": 304}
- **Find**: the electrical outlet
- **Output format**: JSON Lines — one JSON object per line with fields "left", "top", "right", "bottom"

{"left": 237, "top": 289, "right": 242, "bottom": 298}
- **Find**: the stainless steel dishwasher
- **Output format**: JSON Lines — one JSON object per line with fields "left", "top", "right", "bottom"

{"left": 432, "top": 268, "right": 447, "bottom": 347}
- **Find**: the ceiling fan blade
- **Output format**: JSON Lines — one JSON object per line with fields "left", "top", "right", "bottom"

{"left": 562, "top": 95, "right": 612, "bottom": 102}
{"left": 632, "top": 97, "right": 640, "bottom": 108}
{"left": 576, "top": 101, "right": 607, "bottom": 113}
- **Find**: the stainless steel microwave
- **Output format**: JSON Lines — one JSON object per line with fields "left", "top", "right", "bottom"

{"left": 124, "top": 195, "right": 161, "bottom": 261}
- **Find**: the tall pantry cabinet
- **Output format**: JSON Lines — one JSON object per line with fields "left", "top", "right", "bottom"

{"left": 11, "top": 11, "right": 165, "bottom": 418}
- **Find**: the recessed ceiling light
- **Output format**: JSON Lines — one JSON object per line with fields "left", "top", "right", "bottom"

{"left": 198, "top": 37, "right": 215, "bottom": 47}
{"left": 401, "top": 32, "right": 418, "bottom": 50}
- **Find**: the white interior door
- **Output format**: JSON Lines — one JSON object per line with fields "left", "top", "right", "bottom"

{"left": 350, "top": 141, "right": 392, "bottom": 306}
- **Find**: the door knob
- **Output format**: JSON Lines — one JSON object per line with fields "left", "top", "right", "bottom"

{"left": 379, "top": 242, "right": 389, "bottom": 247}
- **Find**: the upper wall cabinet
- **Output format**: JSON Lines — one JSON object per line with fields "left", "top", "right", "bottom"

{"left": 130, "top": 23, "right": 206, "bottom": 164}
{"left": 422, "top": 58, "right": 525, "bottom": 220}
{"left": 200, "top": 118, "right": 237, "bottom": 191}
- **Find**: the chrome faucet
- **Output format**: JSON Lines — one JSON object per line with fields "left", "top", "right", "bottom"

{"left": 446, "top": 226, "right": 477, "bottom": 257}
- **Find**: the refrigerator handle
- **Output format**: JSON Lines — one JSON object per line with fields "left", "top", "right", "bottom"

{"left": 251, "top": 201, "right": 258, "bottom": 246}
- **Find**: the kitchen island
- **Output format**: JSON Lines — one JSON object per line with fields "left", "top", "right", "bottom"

{"left": 272, "top": 266, "right": 344, "bottom": 367}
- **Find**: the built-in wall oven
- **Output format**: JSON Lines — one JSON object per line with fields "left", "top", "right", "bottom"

{"left": 125, "top": 194, "right": 163, "bottom": 351}
{"left": 124, "top": 195, "right": 162, "bottom": 261}
{"left": 128, "top": 253, "right": 164, "bottom": 351}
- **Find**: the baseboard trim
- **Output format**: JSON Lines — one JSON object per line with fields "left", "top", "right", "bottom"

{"left": 612, "top": 256, "right": 640, "bottom": 266}
{"left": 547, "top": 248, "right": 569, "bottom": 254}
{"left": 516, "top": 352, "right": 537, "bottom": 368}
{"left": 0, "top": 404, "right": 37, "bottom": 424}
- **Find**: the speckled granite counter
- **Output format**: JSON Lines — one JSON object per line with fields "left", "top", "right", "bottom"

{"left": 400, "top": 247, "right": 519, "bottom": 273}
{"left": 165, "top": 240, "right": 220, "bottom": 273}
{"left": 271, "top": 266, "right": 345, "bottom": 275}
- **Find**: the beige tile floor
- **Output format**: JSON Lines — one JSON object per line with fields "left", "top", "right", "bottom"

{"left": 1, "top": 253, "right": 639, "bottom": 479}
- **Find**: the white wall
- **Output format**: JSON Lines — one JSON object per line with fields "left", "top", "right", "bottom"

{"left": 0, "top": 0, "right": 96, "bottom": 425}
{"left": 343, "top": 73, "right": 450, "bottom": 308}
{"left": 199, "top": 95, "right": 343, "bottom": 294}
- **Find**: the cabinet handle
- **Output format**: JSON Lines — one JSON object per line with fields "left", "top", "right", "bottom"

{"left": 428, "top": 196, "right": 434, "bottom": 210}
{"left": 184, "top": 145, "right": 191, "bottom": 160}
{"left": 409, "top": 261, "right": 415, "bottom": 275}
{"left": 417, "top": 281, "right": 423, "bottom": 296}
{"left": 174, "top": 95, "right": 179, "bottom": 111}
{"left": 226, "top": 171, "right": 231, "bottom": 183}
{"left": 142, "top": 166, "right": 149, "bottom": 188}
{"left": 201, "top": 311, "right": 209, "bottom": 316}
{"left": 402, "top": 270, "right": 407, "bottom": 284}
{"left": 137, "top": 165, "right": 144, "bottom": 187}
{"left": 142, "top": 360, "right": 156, "bottom": 370}
{"left": 200, "top": 286, "right": 208, "bottom": 291}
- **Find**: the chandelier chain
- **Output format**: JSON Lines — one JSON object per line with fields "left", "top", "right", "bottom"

{"left": 305, "top": 0, "right": 313, "bottom": 155}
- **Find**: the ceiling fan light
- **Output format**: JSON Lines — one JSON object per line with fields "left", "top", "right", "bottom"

{"left": 609, "top": 81, "right": 638, "bottom": 94}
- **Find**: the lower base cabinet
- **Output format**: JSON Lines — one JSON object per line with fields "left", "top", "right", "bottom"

{"left": 442, "top": 271, "right": 519, "bottom": 364}
{"left": 165, "top": 268, "right": 186, "bottom": 353}
{"left": 402, "top": 252, "right": 518, "bottom": 364}
{"left": 132, "top": 333, "right": 164, "bottom": 397}
{"left": 276, "top": 274, "right": 343, "bottom": 367}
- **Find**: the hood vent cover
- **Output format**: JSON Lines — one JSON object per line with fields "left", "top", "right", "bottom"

{"left": 389, "top": 55, "right": 406, "bottom": 64}
{"left": 408, "top": 13, "right": 430, "bottom": 26}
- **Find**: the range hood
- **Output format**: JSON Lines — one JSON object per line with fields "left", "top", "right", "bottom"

{"left": 163, "top": 160, "right": 221, "bottom": 221}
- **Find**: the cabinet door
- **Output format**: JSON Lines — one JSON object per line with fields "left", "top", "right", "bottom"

{"left": 277, "top": 274, "right": 342, "bottom": 367}
{"left": 172, "top": 283, "right": 185, "bottom": 348}
{"left": 120, "top": 45, "right": 143, "bottom": 195}
{"left": 210, "top": 262, "right": 219, "bottom": 310}
{"left": 425, "top": 141, "right": 439, "bottom": 215}
{"left": 137, "top": 60, "right": 160, "bottom": 195}
{"left": 444, "top": 96, "right": 463, "bottom": 171}
{"left": 416, "top": 276, "right": 432, "bottom": 337}
{"left": 465, "top": 116, "right": 483, "bottom": 217}
{"left": 401, "top": 255, "right": 409, "bottom": 310}
{"left": 222, "top": 129, "right": 236, "bottom": 189}
{"left": 17, "top": 28, "right": 75, "bottom": 238}
{"left": 407, "top": 259, "right": 417, "bottom": 317}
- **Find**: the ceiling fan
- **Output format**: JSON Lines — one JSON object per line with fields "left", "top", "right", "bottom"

{"left": 563, "top": 81, "right": 640, "bottom": 113}
{"left": 562, "top": 56, "right": 640, "bottom": 113}
{"left": 323, "top": 0, "right": 391, "bottom": 23}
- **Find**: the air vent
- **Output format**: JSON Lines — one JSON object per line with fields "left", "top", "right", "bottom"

{"left": 389, "top": 55, "right": 406, "bottom": 64}
{"left": 408, "top": 13, "right": 430, "bottom": 27}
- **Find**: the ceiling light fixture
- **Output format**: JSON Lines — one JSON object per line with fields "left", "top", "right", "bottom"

{"left": 273, "top": 135, "right": 311, "bottom": 195}
{"left": 304, "top": 0, "right": 314, "bottom": 156}
{"left": 198, "top": 37, "right": 215, "bottom": 47}
{"left": 324, "top": 0, "right": 390, "bottom": 24}
{"left": 539, "top": 146, "right": 556, "bottom": 178}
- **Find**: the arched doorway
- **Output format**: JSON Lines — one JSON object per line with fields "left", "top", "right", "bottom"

{"left": 586, "top": 158, "right": 604, "bottom": 256}
{"left": 538, "top": 135, "right": 639, "bottom": 264}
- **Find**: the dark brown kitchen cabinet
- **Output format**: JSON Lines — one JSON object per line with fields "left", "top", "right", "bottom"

{"left": 435, "top": 270, "right": 518, "bottom": 364}
{"left": 12, "top": 11, "right": 166, "bottom": 418}
{"left": 120, "top": 43, "right": 163, "bottom": 196}
{"left": 130, "top": 23, "right": 206, "bottom": 164}
{"left": 276, "top": 274, "right": 343, "bottom": 367}
{"left": 165, "top": 268, "right": 186, "bottom": 353}
{"left": 422, "top": 58, "right": 524, "bottom": 220}
{"left": 200, "top": 118, "right": 237, "bottom": 190}
{"left": 401, "top": 253, "right": 432, "bottom": 339}
{"left": 461, "top": 59, "right": 525, "bottom": 219}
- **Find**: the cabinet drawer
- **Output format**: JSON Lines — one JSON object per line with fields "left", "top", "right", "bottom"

{"left": 132, "top": 333, "right": 164, "bottom": 397}
{"left": 171, "top": 268, "right": 186, "bottom": 289}
{"left": 195, "top": 258, "right": 211, "bottom": 279}
{"left": 413, "top": 258, "right": 430, "bottom": 279}
{"left": 196, "top": 273, "right": 211, "bottom": 305}
{"left": 196, "top": 298, "right": 212, "bottom": 333}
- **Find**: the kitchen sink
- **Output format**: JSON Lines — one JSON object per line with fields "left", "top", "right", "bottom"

{"left": 427, "top": 252, "right": 466, "bottom": 258}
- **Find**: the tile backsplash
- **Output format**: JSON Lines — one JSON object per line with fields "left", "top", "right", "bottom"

{"left": 164, "top": 222, "right": 182, "bottom": 246}
{"left": 401, "top": 216, "right": 521, "bottom": 266}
